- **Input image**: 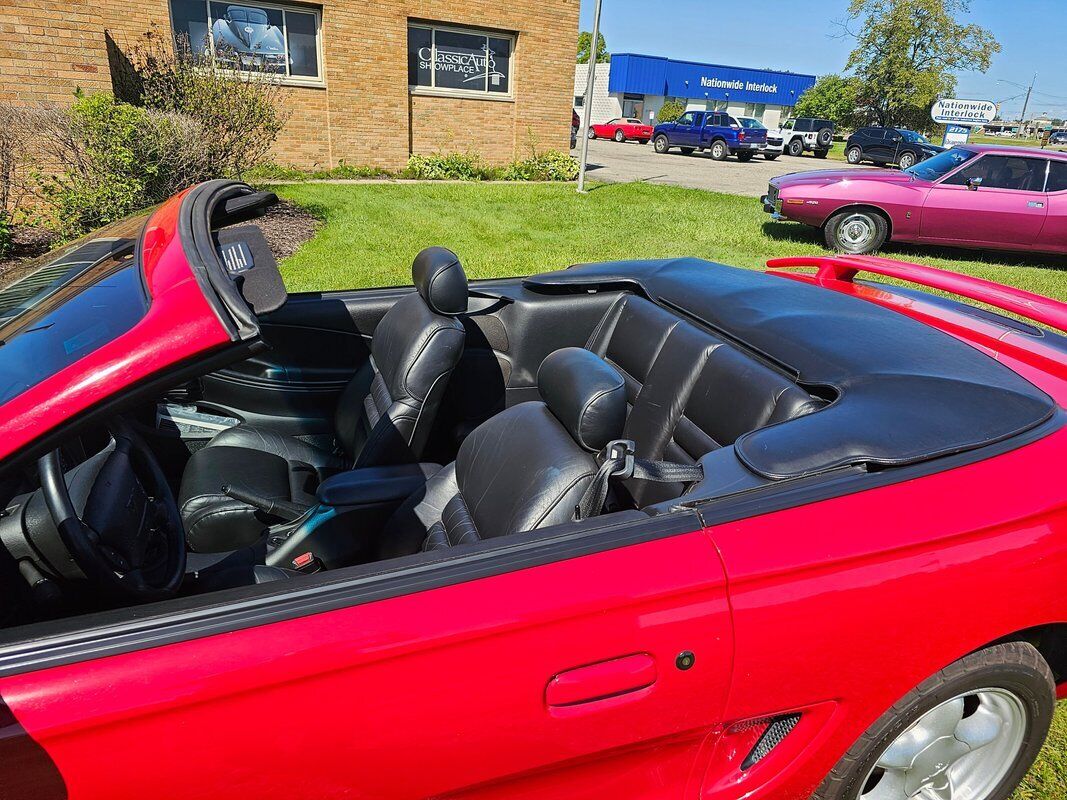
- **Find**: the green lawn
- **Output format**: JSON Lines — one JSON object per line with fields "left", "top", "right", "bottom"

{"left": 273, "top": 180, "right": 1065, "bottom": 798}
{"left": 274, "top": 181, "right": 1067, "bottom": 301}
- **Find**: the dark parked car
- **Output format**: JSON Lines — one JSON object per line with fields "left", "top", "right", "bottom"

{"left": 845, "top": 127, "right": 945, "bottom": 170}
{"left": 1049, "top": 130, "right": 1067, "bottom": 146}
{"left": 653, "top": 110, "right": 767, "bottom": 161}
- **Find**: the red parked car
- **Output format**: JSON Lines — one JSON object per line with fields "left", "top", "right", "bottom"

{"left": 588, "top": 117, "right": 654, "bottom": 143}
{"left": 0, "top": 181, "right": 1065, "bottom": 800}
{"left": 763, "top": 145, "right": 1067, "bottom": 255}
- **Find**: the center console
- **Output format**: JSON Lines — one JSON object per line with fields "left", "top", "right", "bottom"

{"left": 263, "top": 463, "right": 443, "bottom": 571}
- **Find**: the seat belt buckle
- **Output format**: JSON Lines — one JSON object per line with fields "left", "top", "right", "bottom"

{"left": 603, "top": 439, "right": 636, "bottom": 480}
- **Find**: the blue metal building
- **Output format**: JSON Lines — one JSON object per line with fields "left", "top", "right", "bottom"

{"left": 575, "top": 53, "right": 817, "bottom": 130}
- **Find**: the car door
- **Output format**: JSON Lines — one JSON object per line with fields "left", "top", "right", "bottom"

{"left": 1037, "top": 159, "right": 1067, "bottom": 253}
{"left": 0, "top": 519, "right": 734, "bottom": 800}
{"left": 860, "top": 128, "right": 889, "bottom": 163}
{"left": 920, "top": 154, "right": 1049, "bottom": 247}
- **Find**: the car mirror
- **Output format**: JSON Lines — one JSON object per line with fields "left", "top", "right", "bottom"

{"left": 966, "top": 176, "right": 983, "bottom": 191}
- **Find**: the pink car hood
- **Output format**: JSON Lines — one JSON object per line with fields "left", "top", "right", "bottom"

{"left": 772, "top": 168, "right": 925, "bottom": 189}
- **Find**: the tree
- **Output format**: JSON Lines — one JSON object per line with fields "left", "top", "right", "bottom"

{"left": 656, "top": 99, "right": 685, "bottom": 123}
{"left": 840, "top": 0, "right": 1000, "bottom": 131}
{"left": 576, "top": 31, "right": 609, "bottom": 64}
{"left": 793, "top": 75, "right": 862, "bottom": 129}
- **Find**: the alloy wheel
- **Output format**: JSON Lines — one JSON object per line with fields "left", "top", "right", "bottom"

{"left": 837, "top": 213, "right": 877, "bottom": 249}
{"left": 899, "top": 153, "right": 916, "bottom": 169}
{"left": 857, "top": 688, "right": 1028, "bottom": 800}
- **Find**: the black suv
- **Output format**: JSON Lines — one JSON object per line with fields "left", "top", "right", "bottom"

{"left": 844, "top": 127, "right": 945, "bottom": 170}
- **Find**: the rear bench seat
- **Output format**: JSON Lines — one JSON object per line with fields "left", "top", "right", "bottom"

{"left": 585, "top": 294, "right": 825, "bottom": 506}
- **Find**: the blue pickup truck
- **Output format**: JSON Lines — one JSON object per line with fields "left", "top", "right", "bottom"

{"left": 652, "top": 110, "right": 768, "bottom": 161}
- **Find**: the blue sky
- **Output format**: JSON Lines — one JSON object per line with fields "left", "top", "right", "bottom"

{"left": 578, "top": 0, "right": 1067, "bottom": 119}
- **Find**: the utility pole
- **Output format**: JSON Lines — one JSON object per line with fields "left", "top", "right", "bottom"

{"left": 576, "top": 0, "right": 603, "bottom": 194}
{"left": 1019, "top": 73, "right": 1036, "bottom": 137}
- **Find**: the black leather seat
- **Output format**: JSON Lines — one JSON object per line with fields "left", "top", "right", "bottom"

{"left": 374, "top": 347, "right": 626, "bottom": 559}
{"left": 180, "top": 247, "right": 469, "bottom": 552}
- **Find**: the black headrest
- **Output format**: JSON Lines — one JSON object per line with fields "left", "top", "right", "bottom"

{"left": 538, "top": 348, "right": 626, "bottom": 452}
{"left": 412, "top": 247, "right": 468, "bottom": 315}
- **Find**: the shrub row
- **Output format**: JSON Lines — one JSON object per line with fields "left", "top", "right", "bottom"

{"left": 250, "top": 151, "right": 580, "bottom": 184}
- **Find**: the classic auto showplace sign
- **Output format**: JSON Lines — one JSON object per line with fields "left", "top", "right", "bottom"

{"left": 418, "top": 43, "right": 505, "bottom": 86}
{"left": 930, "top": 99, "right": 998, "bottom": 126}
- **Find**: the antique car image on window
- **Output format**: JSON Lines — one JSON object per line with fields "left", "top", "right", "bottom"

{"left": 210, "top": 4, "right": 286, "bottom": 72}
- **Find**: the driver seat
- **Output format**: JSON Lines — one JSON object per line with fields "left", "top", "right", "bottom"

{"left": 179, "top": 247, "right": 469, "bottom": 552}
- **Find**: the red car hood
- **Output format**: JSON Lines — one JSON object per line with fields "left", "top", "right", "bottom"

{"left": 771, "top": 168, "right": 924, "bottom": 189}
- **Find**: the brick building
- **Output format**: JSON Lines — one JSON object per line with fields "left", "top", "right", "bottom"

{"left": 0, "top": 0, "right": 579, "bottom": 169}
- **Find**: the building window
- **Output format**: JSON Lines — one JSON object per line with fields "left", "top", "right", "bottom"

{"left": 169, "top": 0, "right": 323, "bottom": 83}
{"left": 408, "top": 23, "right": 514, "bottom": 97}
{"left": 574, "top": 95, "right": 585, "bottom": 108}
{"left": 622, "top": 93, "right": 644, "bottom": 120}
{"left": 743, "top": 103, "right": 767, "bottom": 122}
{"left": 705, "top": 99, "right": 728, "bottom": 112}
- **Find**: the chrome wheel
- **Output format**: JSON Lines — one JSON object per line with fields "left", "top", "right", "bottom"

{"left": 847, "top": 147, "right": 863, "bottom": 164}
{"left": 899, "top": 153, "right": 916, "bottom": 169}
{"left": 857, "top": 689, "right": 1028, "bottom": 800}
{"left": 837, "top": 213, "right": 877, "bottom": 249}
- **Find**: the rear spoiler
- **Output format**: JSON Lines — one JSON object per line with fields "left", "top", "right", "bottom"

{"left": 767, "top": 254, "right": 1067, "bottom": 334}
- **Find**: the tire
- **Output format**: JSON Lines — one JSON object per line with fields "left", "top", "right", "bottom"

{"left": 815, "top": 148, "right": 829, "bottom": 159}
{"left": 898, "top": 151, "right": 916, "bottom": 170}
{"left": 787, "top": 138, "right": 804, "bottom": 157}
{"left": 816, "top": 127, "right": 834, "bottom": 148}
{"left": 710, "top": 140, "right": 728, "bottom": 161}
{"left": 824, "top": 208, "right": 889, "bottom": 254}
{"left": 736, "top": 151, "right": 755, "bottom": 162}
{"left": 846, "top": 146, "right": 864, "bottom": 165}
{"left": 654, "top": 135, "right": 670, "bottom": 154}
{"left": 614, "top": 129, "right": 626, "bottom": 143}
{"left": 763, "top": 153, "right": 779, "bottom": 161}
{"left": 680, "top": 147, "right": 695, "bottom": 155}
{"left": 812, "top": 642, "right": 1055, "bottom": 800}
{"left": 587, "top": 129, "right": 596, "bottom": 139}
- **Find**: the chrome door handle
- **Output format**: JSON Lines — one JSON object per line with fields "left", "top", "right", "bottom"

{"left": 1027, "top": 201, "right": 1045, "bottom": 208}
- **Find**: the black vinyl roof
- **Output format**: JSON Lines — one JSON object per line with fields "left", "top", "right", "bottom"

{"left": 525, "top": 258, "right": 1056, "bottom": 479}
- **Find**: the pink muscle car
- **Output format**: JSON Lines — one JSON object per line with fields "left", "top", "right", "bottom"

{"left": 762, "top": 145, "right": 1067, "bottom": 255}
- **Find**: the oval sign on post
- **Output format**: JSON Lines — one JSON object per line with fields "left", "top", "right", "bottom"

{"left": 931, "top": 99, "right": 998, "bottom": 125}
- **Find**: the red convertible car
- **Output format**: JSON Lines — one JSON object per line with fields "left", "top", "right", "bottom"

{"left": 763, "top": 145, "right": 1067, "bottom": 255}
{"left": 0, "top": 181, "right": 1065, "bottom": 800}
{"left": 588, "top": 117, "right": 654, "bottom": 143}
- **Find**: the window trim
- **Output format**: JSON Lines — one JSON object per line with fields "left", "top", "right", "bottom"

{"left": 169, "top": 0, "right": 326, "bottom": 88}
{"left": 940, "top": 153, "right": 1052, "bottom": 193}
{"left": 407, "top": 21, "right": 516, "bottom": 101}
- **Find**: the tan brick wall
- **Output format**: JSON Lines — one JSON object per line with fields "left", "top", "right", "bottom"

{"left": 0, "top": 0, "right": 579, "bottom": 170}
{"left": 0, "top": 0, "right": 111, "bottom": 106}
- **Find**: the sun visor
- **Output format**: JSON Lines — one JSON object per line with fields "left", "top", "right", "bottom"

{"left": 214, "top": 225, "right": 287, "bottom": 316}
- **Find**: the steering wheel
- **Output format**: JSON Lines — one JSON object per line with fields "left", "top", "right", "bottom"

{"left": 37, "top": 418, "right": 186, "bottom": 601}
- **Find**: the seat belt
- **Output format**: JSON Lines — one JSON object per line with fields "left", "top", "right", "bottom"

{"left": 574, "top": 439, "right": 704, "bottom": 521}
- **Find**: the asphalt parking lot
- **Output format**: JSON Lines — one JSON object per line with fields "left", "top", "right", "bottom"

{"left": 573, "top": 138, "right": 868, "bottom": 198}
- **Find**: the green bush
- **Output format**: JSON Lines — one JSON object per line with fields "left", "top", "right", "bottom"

{"left": 500, "top": 151, "right": 579, "bottom": 182}
{"left": 403, "top": 152, "right": 493, "bottom": 181}
{"left": 656, "top": 99, "right": 686, "bottom": 124}
{"left": 39, "top": 93, "right": 151, "bottom": 237}
{"left": 0, "top": 212, "right": 11, "bottom": 259}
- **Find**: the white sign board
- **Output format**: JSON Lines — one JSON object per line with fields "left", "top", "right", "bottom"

{"left": 931, "top": 99, "right": 997, "bottom": 126}
{"left": 943, "top": 124, "right": 971, "bottom": 147}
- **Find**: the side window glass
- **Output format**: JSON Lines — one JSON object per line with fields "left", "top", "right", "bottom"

{"left": 1045, "top": 161, "right": 1067, "bottom": 193}
{"left": 944, "top": 156, "right": 1047, "bottom": 191}
{"left": 677, "top": 113, "right": 693, "bottom": 126}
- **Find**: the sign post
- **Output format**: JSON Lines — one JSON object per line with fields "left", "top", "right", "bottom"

{"left": 577, "top": 0, "right": 604, "bottom": 194}
{"left": 931, "top": 99, "right": 997, "bottom": 147}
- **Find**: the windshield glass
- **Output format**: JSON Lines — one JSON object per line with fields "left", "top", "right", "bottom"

{"left": 899, "top": 130, "right": 930, "bottom": 144}
{"left": 738, "top": 117, "right": 766, "bottom": 130}
{"left": 0, "top": 215, "right": 150, "bottom": 406}
{"left": 905, "top": 148, "right": 976, "bottom": 181}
